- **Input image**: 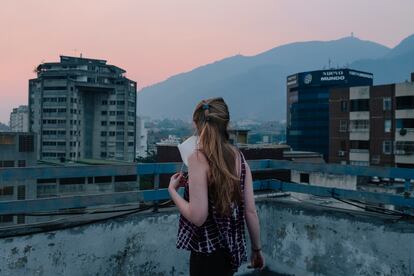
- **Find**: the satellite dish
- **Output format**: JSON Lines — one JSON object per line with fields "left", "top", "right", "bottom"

{"left": 400, "top": 128, "right": 407, "bottom": 136}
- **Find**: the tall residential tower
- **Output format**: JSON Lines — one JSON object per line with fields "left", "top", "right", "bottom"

{"left": 29, "top": 56, "right": 137, "bottom": 161}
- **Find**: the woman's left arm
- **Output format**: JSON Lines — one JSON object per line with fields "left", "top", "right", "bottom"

{"left": 168, "top": 152, "right": 209, "bottom": 226}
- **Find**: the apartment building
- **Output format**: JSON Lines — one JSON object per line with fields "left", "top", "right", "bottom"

{"left": 9, "top": 105, "right": 29, "bottom": 132}
{"left": 329, "top": 73, "right": 414, "bottom": 168}
{"left": 29, "top": 56, "right": 137, "bottom": 162}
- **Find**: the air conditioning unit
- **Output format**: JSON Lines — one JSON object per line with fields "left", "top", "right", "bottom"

{"left": 338, "top": 150, "right": 346, "bottom": 157}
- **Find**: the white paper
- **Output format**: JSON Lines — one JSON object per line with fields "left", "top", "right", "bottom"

{"left": 178, "top": 136, "right": 198, "bottom": 166}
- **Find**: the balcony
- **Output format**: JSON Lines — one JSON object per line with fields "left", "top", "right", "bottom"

{"left": 1, "top": 161, "right": 414, "bottom": 275}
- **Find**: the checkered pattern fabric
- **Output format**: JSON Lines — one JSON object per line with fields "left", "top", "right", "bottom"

{"left": 176, "top": 151, "right": 247, "bottom": 270}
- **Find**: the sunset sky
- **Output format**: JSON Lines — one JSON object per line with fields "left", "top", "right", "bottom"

{"left": 1, "top": 0, "right": 413, "bottom": 122}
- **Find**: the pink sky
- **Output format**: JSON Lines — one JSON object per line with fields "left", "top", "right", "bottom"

{"left": 1, "top": 0, "right": 414, "bottom": 123}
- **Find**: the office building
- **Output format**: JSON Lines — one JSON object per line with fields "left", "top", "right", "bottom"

{"left": 329, "top": 73, "right": 414, "bottom": 168}
{"left": 29, "top": 56, "right": 137, "bottom": 161}
{"left": 286, "top": 69, "right": 373, "bottom": 160}
{"left": 9, "top": 105, "right": 29, "bottom": 132}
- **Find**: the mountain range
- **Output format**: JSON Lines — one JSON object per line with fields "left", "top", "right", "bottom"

{"left": 138, "top": 34, "right": 414, "bottom": 121}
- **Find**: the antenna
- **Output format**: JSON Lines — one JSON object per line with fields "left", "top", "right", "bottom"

{"left": 328, "top": 58, "right": 332, "bottom": 69}
{"left": 72, "top": 48, "right": 78, "bottom": 57}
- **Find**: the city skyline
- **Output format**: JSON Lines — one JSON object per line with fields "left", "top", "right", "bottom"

{"left": 1, "top": 0, "right": 414, "bottom": 122}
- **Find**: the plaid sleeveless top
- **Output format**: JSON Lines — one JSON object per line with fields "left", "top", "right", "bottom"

{"left": 176, "top": 151, "right": 247, "bottom": 270}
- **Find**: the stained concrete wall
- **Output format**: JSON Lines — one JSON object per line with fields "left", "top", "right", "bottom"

{"left": 0, "top": 199, "right": 413, "bottom": 276}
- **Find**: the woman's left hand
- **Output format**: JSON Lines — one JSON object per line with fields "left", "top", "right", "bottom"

{"left": 169, "top": 172, "right": 184, "bottom": 191}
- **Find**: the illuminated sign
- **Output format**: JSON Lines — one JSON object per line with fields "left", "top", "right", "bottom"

{"left": 304, "top": 74, "right": 313, "bottom": 84}
{"left": 320, "top": 70, "right": 345, "bottom": 81}
{"left": 349, "top": 70, "right": 373, "bottom": 79}
{"left": 287, "top": 75, "right": 298, "bottom": 86}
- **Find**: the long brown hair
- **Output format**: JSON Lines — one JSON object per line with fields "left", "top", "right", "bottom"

{"left": 193, "top": 97, "right": 241, "bottom": 216}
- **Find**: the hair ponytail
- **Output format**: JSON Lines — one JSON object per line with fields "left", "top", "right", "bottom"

{"left": 193, "top": 98, "right": 241, "bottom": 216}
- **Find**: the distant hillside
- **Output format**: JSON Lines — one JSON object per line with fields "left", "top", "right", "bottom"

{"left": 138, "top": 35, "right": 414, "bottom": 121}
{"left": 350, "top": 34, "right": 414, "bottom": 85}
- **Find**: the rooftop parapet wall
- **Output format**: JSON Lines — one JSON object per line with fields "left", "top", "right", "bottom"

{"left": 0, "top": 199, "right": 413, "bottom": 275}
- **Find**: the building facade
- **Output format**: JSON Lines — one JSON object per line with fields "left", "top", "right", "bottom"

{"left": 136, "top": 116, "right": 148, "bottom": 158}
{"left": 9, "top": 105, "right": 29, "bottom": 132}
{"left": 29, "top": 56, "right": 137, "bottom": 161}
{"left": 329, "top": 73, "right": 414, "bottom": 168}
{"left": 286, "top": 69, "right": 373, "bottom": 160}
{"left": 0, "top": 132, "right": 37, "bottom": 168}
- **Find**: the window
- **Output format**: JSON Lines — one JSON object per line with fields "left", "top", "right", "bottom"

{"left": 101, "top": 131, "right": 107, "bottom": 137}
{"left": 2, "top": 160, "right": 14, "bottom": 167}
{"left": 300, "top": 173, "right": 309, "bottom": 184}
{"left": 0, "top": 215, "right": 13, "bottom": 223}
{"left": 102, "top": 100, "right": 108, "bottom": 105}
{"left": 395, "top": 141, "right": 414, "bottom": 154}
{"left": 114, "top": 175, "right": 137, "bottom": 182}
{"left": 340, "top": 140, "right": 346, "bottom": 151}
{"left": 340, "top": 100, "right": 348, "bottom": 112}
{"left": 339, "top": 120, "right": 348, "bottom": 132}
{"left": 101, "top": 121, "right": 107, "bottom": 126}
{"left": 0, "top": 134, "right": 14, "bottom": 145}
{"left": 384, "top": 120, "right": 392, "bottom": 133}
{"left": 349, "top": 120, "right": 369, "bottom": 132}
{"left": 396, "top": 119, "right": 414, "bottom": 129}
{"left": 43, "top": 86, "right": 67, "bottom": 90}
{"left": 60, "top": 177, "right": 85, "bottom": 185}
{"left": 383, "top": 98, "right": 391, "bottom": 111}
{"left": 350, "top": 99, "right": 369, "bottom": 111}
{"left": 350, "top": 140, "right": 369, "bottom": 150}
{"left": 95, "top": 176, "right": 112, "bottom": 183}
{"left": 101, "top": 111, "right": 107, "bottom": 115}
{"left": 17, "top": 160, "right": 26, "bottom": 167}
{"left": 19, "top": 135, "right": 34, "bottom": 152}
{"left": 0, "top": 186, "right": 14, "bottom": 196}
{"left": 396, "top": 96, "right": 414, "bottom": 110}
{"left": 383, "top": 140, "right": 392, "bottom": 155}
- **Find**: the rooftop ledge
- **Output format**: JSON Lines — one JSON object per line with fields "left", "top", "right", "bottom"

{"left": 0, "top": 198, "right": 413, "bottom": 275}
{"left": 1, "top": 160, "right": 414, "bottom": 275}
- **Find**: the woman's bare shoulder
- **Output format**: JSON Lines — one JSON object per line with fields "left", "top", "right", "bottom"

{"left": 188, "top": 150, "right": 209, "bottom": 167}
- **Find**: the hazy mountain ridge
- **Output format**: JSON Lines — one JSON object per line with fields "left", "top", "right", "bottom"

{"left": 138, "top": 35, "right": 414, "bottom": 121}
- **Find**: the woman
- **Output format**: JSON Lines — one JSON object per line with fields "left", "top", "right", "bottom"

{"left": 168, "top": 97, "right": 265, "bottom": 275}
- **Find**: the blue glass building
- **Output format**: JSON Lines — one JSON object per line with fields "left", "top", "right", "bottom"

{"left": 286, "top": 69, "right": 373, "bottom": 160}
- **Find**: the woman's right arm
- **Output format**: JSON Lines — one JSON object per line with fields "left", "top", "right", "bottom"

{"left": 244, "top": 162, "right": 265, "bottom": 269}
